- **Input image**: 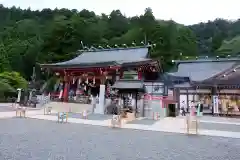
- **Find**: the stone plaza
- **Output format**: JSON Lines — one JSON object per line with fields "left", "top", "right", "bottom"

{"left": 0, "top": 103, "right": 240, "bottom": 160}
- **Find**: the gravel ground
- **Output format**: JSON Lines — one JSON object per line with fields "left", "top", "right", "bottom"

{"left": 199, "top": 122, "right": 240, "bottom": 132}
{"left": 0, "top": 106, "right": 41, "bottom": 112}
{"left": 0, "top": 118, "right": 240, "bottom": 160}
{"left": 0, "top": 106, "right": 16, "bottom": 112}
{"left": 178, "top": 115, "right": 240, "bottom": 123}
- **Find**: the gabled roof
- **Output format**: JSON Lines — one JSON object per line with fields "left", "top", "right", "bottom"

{"left": 203, "top": 64, "right": 240, "bottom": 85}
{"left": 168, "top": 58, "right": 240, "bottom": 82}
{"left": 41, "top": 46, "right": 152, "bottom": 69}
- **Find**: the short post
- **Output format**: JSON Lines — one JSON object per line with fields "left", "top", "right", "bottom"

{"left": 111, "top": 114, "right": 122, "bottom": 128}
{"left": 66, "top": 112, "right": 68, "bottom": 122}
{"left": 57, "top": 112, "right": 68, "bottom": 123}
{"left": 82, "top": 110, "right": 87, "bottom": 119}
{"left": 57, "top": 112, "right": 60, "bottom": 123}
{"left": 44, "top": 107, "right": 52, "bottom": 115}
{"left": 16, "top": 107, "right": 26, "bottom": 118}
{"left": 186, "top": 114, "right": 198, "bottom": 135}
{"left": 186, "top": 115, "right": 190, "bottom": 134}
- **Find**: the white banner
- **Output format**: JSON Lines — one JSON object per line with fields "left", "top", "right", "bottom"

{"left": 213, "top": 95, "right": 219, "bottom": 114}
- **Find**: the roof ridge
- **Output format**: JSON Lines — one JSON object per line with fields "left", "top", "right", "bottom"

{"left": 78, "top": 46, "right": 149, "bottom": 53}
{"left": 174, "top": 58, "right": 240, "bottom": 64}
{"left": 204, "top": 62, "right": 239, "bottom": 81}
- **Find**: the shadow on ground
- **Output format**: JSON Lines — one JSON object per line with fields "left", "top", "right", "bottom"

{"left": 0, "top": 106, "right": 41, "bottom": 112}
{"left": 127, "top": 118, "right": 158, "bottom": 125}
{"left": 52, "top": 113, "right": 112, "bottom": 121}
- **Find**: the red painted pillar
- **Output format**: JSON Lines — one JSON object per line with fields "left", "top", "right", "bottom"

{"left": 63, "top": 75, "right": 69, "bottom": 102}
{"left": 119, "top": 70, "right": 123, "bottom": 79}
{"left": 138, "top": 72, "right": 142, "bottom": 80}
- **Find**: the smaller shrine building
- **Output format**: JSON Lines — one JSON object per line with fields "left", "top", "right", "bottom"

{"left": 167, "top": 57, "right": 240, "bottom": 116}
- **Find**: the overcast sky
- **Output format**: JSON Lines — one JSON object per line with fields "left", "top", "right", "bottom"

{"left": 0, "top": 0, "right": 239, "bottom": 25}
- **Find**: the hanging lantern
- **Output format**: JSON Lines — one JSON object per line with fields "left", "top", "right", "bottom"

{"left": 86, "top": 77, "right": 88, "bottom": 84}
{"left": 78, "top": 77, "right": 82, "bottom": 84}
{"left": 103, "top": 71, "right": 108, "bottom": 76}
{"left": 93, "top": 76, "right": 95, "bottom": 84}
{"left": 72, "top": 77, "right": 75, "bottom": 84}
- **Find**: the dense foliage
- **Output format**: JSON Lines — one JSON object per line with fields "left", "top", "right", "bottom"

{"left": 1, "top": 4, "right": 240, "bottom": 82}
{"left": 0, "top": 5, "right": 199, "bottom": 80}
{"left": 0, "top": 71, "right": 27, "bottom": 100}
{"left": 190, "top": 19, "right": 240, "bottom": 55}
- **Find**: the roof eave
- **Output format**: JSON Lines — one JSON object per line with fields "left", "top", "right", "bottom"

{"left": 173, "top": 58, "right": 240, "bottom": 64}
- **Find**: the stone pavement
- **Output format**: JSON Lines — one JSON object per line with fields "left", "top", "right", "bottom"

{"left": 1, "top": 118, "right": 239, "bottom": 160}
{"left": 26, "top": 113, "right": 240, "bottom": 139}
{"left": 0, "top": 102, "right": 240, "bottom": 139}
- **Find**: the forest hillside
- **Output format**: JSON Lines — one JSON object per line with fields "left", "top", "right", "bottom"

{"left": 0, "top": 4, "right": 240, "bottom": 82}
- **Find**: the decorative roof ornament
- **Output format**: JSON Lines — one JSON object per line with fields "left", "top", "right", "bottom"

{"left": 114, "top": 44, "right": 119, "bottom": 48}
{"left": 98, "top": 46, "right": 104, "bottom": 49}
{"left": 106, "top": 45, "right": 111, "bottom": 48}
{"left": 132, "top": 42, "right": 136, "bottom": 46}
{"left": 89, "top": 46, "right": 96, "bottom": 51}
{"left": 80, "top": 41, "right": 84, "bottom": 48}
{"left": 122, "top": 44, "right": 127, "bottom": 48}
{"left": 150, "top": 44, "right": 156, "bottom": 48}
{"left": 84, "top": 46, "right": 89, "bottom": 51}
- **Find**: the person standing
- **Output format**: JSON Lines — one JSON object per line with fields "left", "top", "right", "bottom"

{"left": 180, "top": 101, "right": 186, "bottom": 116}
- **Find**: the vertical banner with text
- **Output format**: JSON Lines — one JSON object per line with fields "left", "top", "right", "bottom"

{"left": 213, "top": 95, "right": 219, "bottom": 114}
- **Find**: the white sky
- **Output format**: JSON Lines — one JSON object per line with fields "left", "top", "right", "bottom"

{"left": 0, "top": 0, "right": 239, "bottom": 25}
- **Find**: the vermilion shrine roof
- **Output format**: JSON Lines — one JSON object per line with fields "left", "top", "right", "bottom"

{"left": 40, "top": 46, "right": 155, "bottom": 69}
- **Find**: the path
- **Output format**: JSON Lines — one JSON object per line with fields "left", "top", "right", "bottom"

{"left": 1, "top": 118, "right": 239, "bottom": 160}
{"left": 27, "top": 113, "right": 240, "bottom": 139}
{"left": 0, "top": 102, "right": 240, "bottom": 138}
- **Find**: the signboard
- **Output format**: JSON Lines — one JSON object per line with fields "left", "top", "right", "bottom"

{"left": 213, "top": 95, "right": 219, "bottom": 114}
{"left": 150, "top": 100, "right": 161, "bottom": 112}
{"left": 144, "top": 82, "right": 168, "bottom": 96}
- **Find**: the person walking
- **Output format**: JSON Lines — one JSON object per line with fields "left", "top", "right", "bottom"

{"left": 180, "top": 101, "right": 186, "bottom": 116}
{"left": 197, "top": 101, "right": 203, "bottom": 116}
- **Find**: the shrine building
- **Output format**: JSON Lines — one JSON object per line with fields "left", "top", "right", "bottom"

{"left": 40, "top": 46, "right": 175, "bottom": 118}
{"left": 167, "top": 57, "right": 240, "bottom": 116}
{"left": 40, "top": 45, "right": 163, "bottom": 99}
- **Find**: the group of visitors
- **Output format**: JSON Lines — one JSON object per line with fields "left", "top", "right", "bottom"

{"left": 180, "top": 101, "right": 203, "bottom": 116}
